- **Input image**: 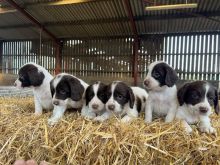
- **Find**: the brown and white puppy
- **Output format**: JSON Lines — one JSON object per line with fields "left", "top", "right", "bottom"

{"left": 14, "top": 62, "right": 53, "bottom": 115}
{"left": 81, "top": 81, "right": 109, "bottom": 122}
{"left": 143, "top": 61, "right": 179, "bottom": 123}
{"left": 176, "top": 81, "right": 219, "bottom": 134}
{"left": 49, "top": 73, "right": 88, "bottom": 125}
{"left": 104, "top": 81, "right": 148, "bottom": 122}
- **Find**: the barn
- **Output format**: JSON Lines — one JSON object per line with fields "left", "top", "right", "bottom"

{"left": 0, "top": 0, "right": 219, "bottom": 164}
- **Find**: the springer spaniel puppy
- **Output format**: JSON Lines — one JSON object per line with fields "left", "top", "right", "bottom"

{"left": 81, "top": 81, "right": 110, "bottom": 122}
{"left": 14, "top": 62, "right": 53, "bottom": 115}
{"left": 49, "top": 73, "right": 88, "bottom": 125}
{"left": 104, "top": 81, "right": 148, "bottom": 122}
{"left": 143, "top": 61, "right": 179, "bottom": 123}
{"left": 176, "top": 81, "right": 219, "bottom": 134}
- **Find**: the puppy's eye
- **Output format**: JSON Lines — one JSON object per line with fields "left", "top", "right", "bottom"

{"left": 99, "top": 93, "right": 105, "bottom": 98}
{"left": 208, "top": 96, "right": 214, "bottom": 101}
{"left": 154, "top": 72, "right": 160, "bottom": 78}
{"left": 59, "top": 89, "right": 66, "bottom": 95}
{"left": 106, "top": 92, "right": 111, "bottom": 98}
{"left": 19, "top": 76, "right": 24, "bottom": 80}
{"left": 191, "top": 93, "right": 199, "bottom": 99}
{"left": 117, "top": 94, "right": 123, "bottom": 99}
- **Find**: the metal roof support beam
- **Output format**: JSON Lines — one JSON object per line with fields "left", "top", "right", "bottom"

{"left": 0, "top": 41, "right": 3, "bottom": 74}
{"left": 3, "top": 0, "right": 62, "bottom": 74}
{"left": 55, "top": 42, "right": 62, "bottom": 74}
{"left": 123, "top": 0, "right": 139, "bottom": 86}
{"left": 3, "top": 0, "right": 58, "bottom": 44}
{"left": 1, "top": 11, "right": 220, "bottom": 30}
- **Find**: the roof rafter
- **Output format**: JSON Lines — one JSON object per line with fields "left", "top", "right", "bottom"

{"left": 2, "top": 0, "right": 59, "bottom": 44}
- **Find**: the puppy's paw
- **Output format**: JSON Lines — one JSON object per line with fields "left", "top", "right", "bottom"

{"left": 34, "top": 112, "right": 42, "bottom": 116}
{"left": 93, "top": 116, "right": 106, "bottom": 122}
{"left": 185, "top": 127, "right": 193, "bottom": 134}
{"left": 48, "top": 118, "right": 58, "bottom": 126}
{"left": 83, "top": 114, "right": 96, "bottom": 120}
{"left": 145, "top": 118, "right": 152, "bottom": 123}
{"left": 121, "top": 116, "right": 133, "bottom": 123}
{"left": 200, "top": 126, "right": 216, "bottom": 135}
{"left": 165, "top": 118, "right": 174, "bottom": 123}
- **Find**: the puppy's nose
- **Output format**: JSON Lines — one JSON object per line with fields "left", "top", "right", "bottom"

{"left": 108, "top": 104, "right": 115, "bottom": 111}
{"left": 53, "top": 100, "right": 59, "bottom": 105}
{"left": 144, "top": 80, "right": 150, "bottom": 86}
{"left": 199, "top": 107, "right": 208, "bottom": 113}
{"left": 92, "top": 104, "right": 99, "bottom": 109}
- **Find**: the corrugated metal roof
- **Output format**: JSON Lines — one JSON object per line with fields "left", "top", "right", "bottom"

{"left": 0, "top": 0, "right": 219, "bottom": 40}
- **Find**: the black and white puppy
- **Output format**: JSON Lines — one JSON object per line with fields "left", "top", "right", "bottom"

{"left": 143, "top": 61, "right": 179, "bottom": 123}
{"left": 14, "top": 62, "right": 53, "bottom": 115}
{"left": 104, "top": 81, "right": 148, "bottom": 122}
{"left": 81, "top": 81, "right": 110, "bottom": 122}
{"left": 176, "top": 81, "right": 219, "bottom": 134}
{"left": 49, "top": 73, "right": 88, "bottom": 125}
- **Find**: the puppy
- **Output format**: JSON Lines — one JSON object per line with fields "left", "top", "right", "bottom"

{"left": 81, "top": 81, "right": 110, "bottom": 122}
{"left": 14, "top": 62, "right": 53, "bottom": 115}
{"left": 49, "top": 73, "right": 88, "bottom": 125}
{"left": 176, "top": 81, "right": 219, "bottom": 134}
{"left": 104, "top": 81, "right": 148, "bottom": 122}
{"left": 143, "top": 61, "right": 178, "bottom": 123}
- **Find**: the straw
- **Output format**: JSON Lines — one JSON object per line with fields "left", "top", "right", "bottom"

{"left": 0, "top": 97, "right": 219, "bottom": 165}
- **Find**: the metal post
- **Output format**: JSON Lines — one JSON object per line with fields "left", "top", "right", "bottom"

{"left": 0, "top": 41, "right": 3, "bottom": 74}
{"left": 55, "top": 41, "right": 62, "bottom": 75}
{"left": 133, "top": 37, "right": 139, "bottom": 86}
{"left": 124, "top": 0, "right": 139, "bottom": 85}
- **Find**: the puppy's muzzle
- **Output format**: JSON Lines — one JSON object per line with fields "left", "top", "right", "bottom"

{"left": 144, "top": 80, "right": 150, "bottom": 87}
{"left": 53, "top": 100, "right": 59, "bottom": 105}
{"left": 92, "top": 104, "right": 99, "bottom": 109}
{"left": 199, "top": 107, "right": 208, "bottom": 113}
{"left": 108, "top": 104, "right": 115, "bottom": 111}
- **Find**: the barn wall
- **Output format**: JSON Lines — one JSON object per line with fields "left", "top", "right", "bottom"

{"left": 61, "top": 38, "right": 133, "bottom": 84}
{"left": 1, "top": 34, "right": 219, "bottom": 86}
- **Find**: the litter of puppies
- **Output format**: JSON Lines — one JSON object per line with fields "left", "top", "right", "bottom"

{"left": 1, "top": 61, "right": 219, "bottom": 164}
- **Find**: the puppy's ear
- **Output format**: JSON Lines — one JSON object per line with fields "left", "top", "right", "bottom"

{"left": 101, "top": 84, "right": 108, "bottom": 104}
{"left": 85, "top": 85, "right": 92, "bottom": 106}
{"left": 28, "top": 69, "right": 45, "bottom": 86}
{"left": 68, "top": 77, "right": 84, "bottom": 101}
{"left": 50, "top": 78, "right": 55, "bottom": 98}
{"left": 165, "top": 66, "right": 178, "bottom": 87}
{"left": 128, "top": 87, "right": 135, "bottom": 109}
{"left": 177, "top": 83, "right": 189, "bottom": 106}
{"left": 214, "top": 88, "right": 220, "bottom": 115}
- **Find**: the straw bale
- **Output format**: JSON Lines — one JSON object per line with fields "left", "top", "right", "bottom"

{"left": 0, "top": 97, "right": 220, "bottom": 165}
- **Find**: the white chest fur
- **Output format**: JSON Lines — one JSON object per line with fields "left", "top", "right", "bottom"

{"left": 148, "top": 86, "right": 177, "bottom": 116}
{"left": 145, "top": 85, "right": 178, "bottom": 123}
{"left": 33, "top": 74, "right": 53, "bottom": 110}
